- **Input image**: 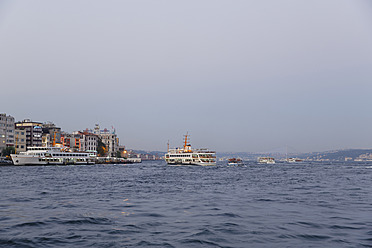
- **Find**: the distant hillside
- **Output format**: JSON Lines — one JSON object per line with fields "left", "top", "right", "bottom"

{"left": 299, "top": 149, "right": 372, "bottom": 161}
{"left": 217, "top": 149, "right": 372, "bottom": 161}
{"left": 128, "top": 149, "right": 372, "bottom": 162}
{"left": 130, "top": 150, "right": 166, "bottom": 156}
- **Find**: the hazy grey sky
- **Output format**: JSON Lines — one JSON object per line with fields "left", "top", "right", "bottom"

{"left": 1, "top": 0, "right": 372, "bottom": 153}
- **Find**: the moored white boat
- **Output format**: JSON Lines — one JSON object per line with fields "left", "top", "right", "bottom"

{"left": 164, "top": 134, "right": 216, "bottom": 166}
{"left": 258, "top": 157, "right": 275, "bottom": 164}
{"left": 11, "top": 147, "right": 96, "bottom": 165}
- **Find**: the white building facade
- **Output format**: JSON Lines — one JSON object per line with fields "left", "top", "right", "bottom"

{"left": 92, "top": 124, "right": 119, "bottom": 157}
{"left": 80, "top": 132, "right": 98, "bottom": 152}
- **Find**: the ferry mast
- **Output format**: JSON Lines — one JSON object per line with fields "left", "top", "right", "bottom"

{"left": 183, "top": 133, "right": 191, "bottom": 153}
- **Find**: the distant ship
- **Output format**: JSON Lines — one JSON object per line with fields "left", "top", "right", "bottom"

{"left": 228, "top": 158, "right": 243, "bottom": 166}
{"left": 11, "top": 147, "right": 96, "bottom": 165}
{"left": 257, "top": 157, "right": 275, "bottom": 164}
{"left": 286, "top": 158, "right": 304, "bottom": 163}
{"left": 164, "top": 133, "right": 216, "bottom": 166}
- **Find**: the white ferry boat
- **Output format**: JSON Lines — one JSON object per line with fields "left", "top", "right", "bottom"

{"left": 258, "top": 157, "right": 275, "bottom": 164}
{"left": 164, "top": 134, "right": 216, "bottom": 166}
{"left": 10, "top": 147, "right": 96, "bottom": 165}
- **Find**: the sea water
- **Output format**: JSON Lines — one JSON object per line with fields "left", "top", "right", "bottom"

{"left": 0, "top": 161, "right": 371, "bottom": 247}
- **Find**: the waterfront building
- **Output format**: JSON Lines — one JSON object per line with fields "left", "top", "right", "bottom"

{"left": 99, "top": 131, "right": 119, "bottom": 157}
{"left": 0, "top": 113, "right": 15, "bottom": 150}
{"left": 89, "top": 124, "right": 119, "bottom": 157}
{"left": 14, "top": 128, "right": 27, "bottom": 153}
{"left": 118, "top": 145, "right": 127, "bottom": 158}
{"left": 69, "top": 131, "right": 98, "bottom": 152}
{"left": 15, "top": 119, "right": 43, "bottom": 147}
{"left": 42, "top": 122, "right": 62, "bottom": 146}
{"left": 42, "top": 133, "right": 52, "bottom": 147}
{"left": 79, "top": 131, "right": 98, "bottom": 152}
{"left": 61, "top": 132, "right": 81, "bottom": 151}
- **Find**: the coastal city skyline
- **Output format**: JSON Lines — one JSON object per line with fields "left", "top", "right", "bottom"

{"left": 2, "top": 112, "right": 372, "bottom": 160}
{"left": 1, "top": 1, "right": 372, "bottom": 153}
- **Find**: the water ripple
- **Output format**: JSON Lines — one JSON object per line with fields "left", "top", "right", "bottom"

{"left": 0, "top": 161, "right": 371, "bottom": 247}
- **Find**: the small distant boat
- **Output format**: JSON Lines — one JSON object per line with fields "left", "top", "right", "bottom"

{"left": 228, "top": 158, "right": 243, "bottom": 166}
{"left": 258, "top": 157, "right": 275, "bottom": 164}
{"left": 286, "top": 158, "right": 304, "bottom": 163}
{"left": 0, "top": 157, "right": 13, "bottom": 165}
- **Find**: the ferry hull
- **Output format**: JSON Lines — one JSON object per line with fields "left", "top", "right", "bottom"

{"left": 228, "top": 162, "right": 243, "bottom": 166}
{"left": 10, "top": 154, "right": 94, "bottom": 166}
{"left": 11, "top": 155, "right": 47, "bottom": 165}
{"left": 166, "top": 161, "right": 216, "bottom": 166}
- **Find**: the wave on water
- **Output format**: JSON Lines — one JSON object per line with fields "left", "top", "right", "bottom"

{"left": 59, "top": 217, "right": 113, "bottom": 225}
{"left": 1, "top": 161, "right": 372, "bottom": 247}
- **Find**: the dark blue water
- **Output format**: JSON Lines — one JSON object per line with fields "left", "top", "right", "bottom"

{"left": 1, "top": 161, "right": 372, "bottom": 248}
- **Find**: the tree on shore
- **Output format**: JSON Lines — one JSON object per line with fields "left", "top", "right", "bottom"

{"left": 97, "top": 138, "right": 107, "bottom": 157}
{"left": 116, "top": 151, "right": 122, "bottom": 158}
{"left": 1, "top": 146, "right": 15, "bottom": 157}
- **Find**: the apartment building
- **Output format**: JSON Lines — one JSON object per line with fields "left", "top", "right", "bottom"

{"left": 61, "top": 132, "right": 81, "bottom": 150}
{"left": 14, "top": 128, "right": 27, "bottom": 153}
{"left": 79, "top": 132, "right": 98, "bottom": 152}
{"left": 0, "top": 113, "right": 15, "bottom": 150}
{"left": 90, "top": 124, "right": 119, "bottom": 157}
{"left": 42, "top": 122, "right": 62, "bottom": 146}
{"left": 15, "top": 119, "right": 43, "bottom": 147}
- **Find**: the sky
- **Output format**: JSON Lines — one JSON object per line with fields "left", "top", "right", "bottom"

{"left": 1, "top": 0, "right": 372, "bottom": 153}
